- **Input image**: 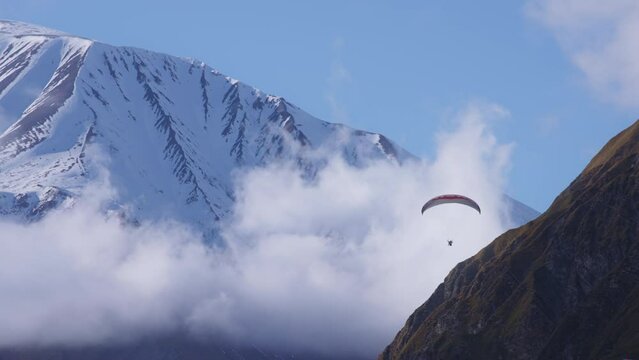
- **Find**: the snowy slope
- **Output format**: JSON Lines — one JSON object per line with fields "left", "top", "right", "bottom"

{"left": 0, "top": 20, "right": 537, "bottom": 236}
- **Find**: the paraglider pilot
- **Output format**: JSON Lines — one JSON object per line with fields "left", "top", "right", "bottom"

{"left": 421, "top": 194, "right": 481, "bottom": 248}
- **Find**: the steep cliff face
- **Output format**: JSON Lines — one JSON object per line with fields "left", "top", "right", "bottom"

{"left": 381, "top": 121, "right": 639, "bottom": 360}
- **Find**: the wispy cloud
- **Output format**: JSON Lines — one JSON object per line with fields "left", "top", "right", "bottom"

{"left": 325, "top": 37, "right": 352, "bottom": 124}
{"left": 537, "top": 115, "right": 560, "bottom": 136}
{"left": 527, "top": 0, "right": 639, "bottom": 108}
{"left": 0, "top": 103, "right": 514, "bottom": 357}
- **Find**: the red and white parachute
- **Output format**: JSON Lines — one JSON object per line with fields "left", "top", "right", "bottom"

{"left": 421, "top": 194, "right": 481, "bottom": 214}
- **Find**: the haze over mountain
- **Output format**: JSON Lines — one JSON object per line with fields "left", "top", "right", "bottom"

{"left": 380, "top": 120, "right": 639, "bottom": 359}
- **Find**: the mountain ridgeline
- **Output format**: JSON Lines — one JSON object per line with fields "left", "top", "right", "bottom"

{"left": 0, "top": 20, "right": 416, "bottom": 234}
{"left": 380, "top": 121, "right": 639, "bottom": 359}
{"left": 0, "top": 20, "right": 537, "bottom": 239}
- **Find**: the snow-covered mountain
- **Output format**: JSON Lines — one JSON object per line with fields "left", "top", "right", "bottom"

{"left": 0, "top": 20, "right": 537, "bottom": 237}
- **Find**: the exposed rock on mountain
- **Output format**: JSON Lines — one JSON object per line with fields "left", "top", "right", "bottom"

{"left": 0, "top": 20, "right": 537, "bottom": 236}
{"left": 380, "top": 121, "right": 639, "bottom": 359}
{"left": 0, "top": 20, "right": 414, "bottom": 232}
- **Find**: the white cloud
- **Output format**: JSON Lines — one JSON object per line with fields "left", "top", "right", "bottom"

{"left": 527, "top": 0, "right": 639, "bottom": 108}
{"left": 0, "top": 103, "right": 513, "bottom": 357}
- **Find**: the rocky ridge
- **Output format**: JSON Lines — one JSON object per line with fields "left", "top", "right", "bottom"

{"left": 380, "top": 120, "right": 639, "bottom": 359}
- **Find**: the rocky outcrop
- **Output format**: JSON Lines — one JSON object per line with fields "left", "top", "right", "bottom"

{"left": 380, "top": 120, "right": 639, "bottom": 360}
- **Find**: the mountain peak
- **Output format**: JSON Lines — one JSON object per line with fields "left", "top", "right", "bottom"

{"left": 0, "top": 20, "right": 420, "bottom": 235}
{"left": 0, "top": 19, "right": 70, "bottom": 38}
{"left": 582, "top": 119, "right": 639, "bottom": 176}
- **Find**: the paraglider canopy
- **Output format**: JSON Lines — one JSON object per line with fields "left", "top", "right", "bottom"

{"left": 421, "top": 194, "right": 481, "bottom": 214}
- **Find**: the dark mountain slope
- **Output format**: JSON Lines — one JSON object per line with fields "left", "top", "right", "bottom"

{"left": 380, "top": 120, "right": 639, "bottom": 360}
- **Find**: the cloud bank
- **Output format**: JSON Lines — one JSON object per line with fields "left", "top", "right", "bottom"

{"left": 0, "top": 104, "right": 513, "bottom": 357}
{"left": 527, "top": 0, "right": 639, "bottom": 108}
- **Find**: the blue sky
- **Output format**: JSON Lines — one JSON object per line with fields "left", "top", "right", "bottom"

{"left": 1, "top": 0, "right": 637, "bottom": 211}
